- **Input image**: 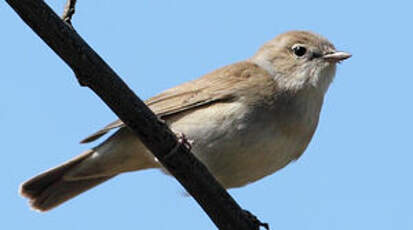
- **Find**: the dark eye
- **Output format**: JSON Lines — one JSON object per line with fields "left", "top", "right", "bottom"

{"left": 292, "top": 45, "right": 307, "bottom": 57}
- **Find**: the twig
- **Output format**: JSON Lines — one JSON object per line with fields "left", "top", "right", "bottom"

{"left": 62, "top": 0, "right": 77, "bottom": 25}
{"left": 5, "top": 1, "right": 266, "bottom": 230}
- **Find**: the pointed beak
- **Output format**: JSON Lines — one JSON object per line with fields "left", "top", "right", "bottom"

{"left": 323, "top": 51, "right": 352, "bottom": 62}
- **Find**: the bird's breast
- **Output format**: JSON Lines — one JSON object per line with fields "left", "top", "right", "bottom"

{"left": 168, "top": 94, "right": 322, "bottom": 188}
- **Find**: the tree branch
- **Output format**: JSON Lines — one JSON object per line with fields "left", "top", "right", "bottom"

{"left": 6, "top": 1, "right": 266, "bottom": 229}
{"left": 62, "top": 0, "right": 77, "bottom": 25}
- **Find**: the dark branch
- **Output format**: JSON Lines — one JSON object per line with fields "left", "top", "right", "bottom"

{"left": 5, "top": 0, "right": 265, "bottom": 229}
{"left": 62, "top": 0, "right": 77, "bottom": 25}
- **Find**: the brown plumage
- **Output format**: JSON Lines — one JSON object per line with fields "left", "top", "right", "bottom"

{"left": 20, "top": 62, "right": 276, "bottom": 211}
{"left": 20, "top": 31, "right": 351, "bottom": 211}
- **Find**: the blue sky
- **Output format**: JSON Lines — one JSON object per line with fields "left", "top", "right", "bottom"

{"left": 1, "top": 1, "right": 412, "bottom": 229}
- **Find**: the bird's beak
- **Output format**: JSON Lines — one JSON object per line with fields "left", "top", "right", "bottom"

{"left": 323, "top": 51, "right": 352, "bottom": 62}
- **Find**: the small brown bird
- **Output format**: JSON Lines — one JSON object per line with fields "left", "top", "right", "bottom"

{"left": 20, "top": 31, "right": 351, "bottom": 211}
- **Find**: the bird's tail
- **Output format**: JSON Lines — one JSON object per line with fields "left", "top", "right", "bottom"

{"left": 19, "top": 149, "right": 115, "bottom": 212}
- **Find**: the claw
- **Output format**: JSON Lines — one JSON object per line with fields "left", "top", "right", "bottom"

{"left": 163, "top": 132, "right": 193, "bottom": 160}
{"left": 175, "top": 132, "right": 193, "bottom": 150}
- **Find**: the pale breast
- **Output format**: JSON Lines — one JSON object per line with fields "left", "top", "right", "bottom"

{"left": 168, "top": 91, "right": 323, "bottom": 188}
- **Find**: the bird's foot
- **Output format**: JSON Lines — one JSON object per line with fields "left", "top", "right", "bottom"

{"left": 163, "top": 132, "right": 193, "bottom": 160}
{"left": 175, "top": 132, "right": 193, "bottom": 150}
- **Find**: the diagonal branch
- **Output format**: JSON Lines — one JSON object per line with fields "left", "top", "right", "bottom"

{"left": 5, "top": 1, "right": 265, "bottom": 230}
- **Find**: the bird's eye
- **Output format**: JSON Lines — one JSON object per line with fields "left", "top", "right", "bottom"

{"left": 292, "top": 45, "right": 307, "bottom": 57}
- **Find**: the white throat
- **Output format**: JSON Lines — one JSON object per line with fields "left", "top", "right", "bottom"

{"left": 250, "top": 57, "right": 336, "bottom": 95}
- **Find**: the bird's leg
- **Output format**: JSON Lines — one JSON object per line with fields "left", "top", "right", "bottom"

{"left": 175, "top": 132, "right": 193, "bottom": 150}
{"left": 163, "top": 132, "right": 193, "bottom": 160}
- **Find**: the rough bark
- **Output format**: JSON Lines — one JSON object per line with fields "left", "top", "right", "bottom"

{"left": 6, "top": 1, "right": 265, "bottom": 230}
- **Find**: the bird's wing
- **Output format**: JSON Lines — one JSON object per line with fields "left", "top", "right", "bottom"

{"left": 80, "top": 61, "right": 274, "bottom": 143}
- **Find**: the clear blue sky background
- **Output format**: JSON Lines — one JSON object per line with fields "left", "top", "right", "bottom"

{"left": 1, "top": 1, "right": 412, "bottom": 229}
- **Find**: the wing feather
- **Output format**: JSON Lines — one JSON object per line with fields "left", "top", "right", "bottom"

{"left": 80, "top": 62, "right": 273, "bottom": 143}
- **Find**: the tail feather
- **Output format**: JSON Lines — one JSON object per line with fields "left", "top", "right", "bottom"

{"left": 20, "top": 150, "right": 115, "bottom": 211}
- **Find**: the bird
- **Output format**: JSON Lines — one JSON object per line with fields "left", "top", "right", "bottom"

{"left": 20, "top": 30, "right": 351, "bottom": 211}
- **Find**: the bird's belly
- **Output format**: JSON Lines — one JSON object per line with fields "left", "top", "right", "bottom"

{"left": 195, "top": 131, "right": 306, "bottom": 188}
{"left": 168, "top": 101, "right": 314, "bottom": 188}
